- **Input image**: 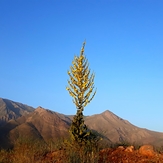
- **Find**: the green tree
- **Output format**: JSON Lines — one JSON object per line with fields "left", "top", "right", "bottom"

{"left": 66, "top": 42, "right": 97, "bottom": 144}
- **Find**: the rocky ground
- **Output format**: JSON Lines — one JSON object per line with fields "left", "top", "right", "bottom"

{"left": 99, "top": 145, "right": 163, "bottom": 163}
{"left": 43, "top": 145, "right": 163, "bottom": 163}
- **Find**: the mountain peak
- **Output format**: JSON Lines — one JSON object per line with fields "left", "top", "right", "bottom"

{"left": 35, "top": 106, "right": 45, "bottom": 113}
{"left": 101, "top": 110, "right": 123, "bottom": 121}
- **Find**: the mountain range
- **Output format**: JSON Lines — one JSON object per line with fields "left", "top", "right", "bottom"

{"left": 0, "top": 97, "right": 163, "bottom": 149}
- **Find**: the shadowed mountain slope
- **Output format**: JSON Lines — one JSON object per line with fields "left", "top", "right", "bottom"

{"left": 0, "top": 106, "right": 71, "bottom": 149}
{"left": 0, "top": 98, "right": 34, "bottom": 126}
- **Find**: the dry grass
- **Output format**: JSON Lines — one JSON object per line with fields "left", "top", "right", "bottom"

{"left": 0, "top": 137, "right": 101, "bottom": 163}
{"left": 0, "top": 137, "right": 48, "bottom": 163}
{"left": 1, "top": 137, "right": 163, "bottom": 163}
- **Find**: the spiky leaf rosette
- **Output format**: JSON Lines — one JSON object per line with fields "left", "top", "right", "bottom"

{"left": 70, "top": 110, "right": 90, "bottom": 143}
{"left": 66, "top": 42, "right": 96, "bottom": 112}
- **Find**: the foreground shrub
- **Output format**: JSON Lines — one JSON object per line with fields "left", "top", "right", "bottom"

{"left": 0, "top": 137, "right": 49, "bottom": 163}
{"left": 63, "top": 139, "right": 100, "bottom": 163}
{"left": 0, "top": 137, "right": 103, "bottom": 163}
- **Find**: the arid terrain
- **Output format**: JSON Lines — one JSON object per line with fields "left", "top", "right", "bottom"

{"left": 0, "top": 98, "right": 163, "bottom": 162}
{"left": 43, "top": 145, "right": 163, "bottom": 163}
{"left": 99, "top": 145, "right": 163, "bottom": 163}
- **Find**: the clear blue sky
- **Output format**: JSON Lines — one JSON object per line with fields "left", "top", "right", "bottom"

{"left": 0, "top": 0, "right": 163, "bottom": 132}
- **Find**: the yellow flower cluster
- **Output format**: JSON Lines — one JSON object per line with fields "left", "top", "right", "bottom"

{"left": 66, "top": 42, "right": 96, "bottom": 111}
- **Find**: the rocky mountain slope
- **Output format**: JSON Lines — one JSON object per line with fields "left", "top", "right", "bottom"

{"left": 0, "top": 106, "right": 71, "bottom": 149}
{"left": 0, "top": 98, "right": 34, "bottom": 126}
{"left": 85, "top": 110, "right": 163, "bottom": 147}
{"left": 0, "top": 98, "right": 163, "bottom": 149}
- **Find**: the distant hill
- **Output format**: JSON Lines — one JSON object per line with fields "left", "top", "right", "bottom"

{"left": 0, "top": 98, "right": 34, "bottom": 126}
{"left": 85, "top": 110, "right": 163, "bottom": 147}
{"left": 0, "top": 98, "right": 163, "bottom": 149}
